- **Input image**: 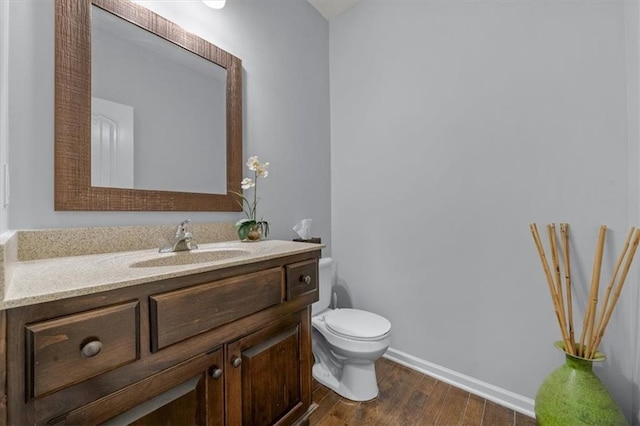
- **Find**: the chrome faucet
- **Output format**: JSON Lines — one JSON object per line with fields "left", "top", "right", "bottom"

{"left": 159, "top": 219, "right": 198, "bottom": 253}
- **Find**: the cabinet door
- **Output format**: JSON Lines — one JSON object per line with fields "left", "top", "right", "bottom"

{"left": 58, "top": 349, "right": 225, "bottom": 425}
{"left": 226, "top": 310, "right": 310, "bottom": 426}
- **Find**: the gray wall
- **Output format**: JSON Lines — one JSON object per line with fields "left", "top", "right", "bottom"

{"left": 7, "top": 0, "right": 331, "bottom": 251}
{"left": 330, "top": 0, "right": 639, "bottom": 422}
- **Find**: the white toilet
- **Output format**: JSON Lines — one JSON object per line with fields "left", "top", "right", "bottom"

{"left": 311, "top": 257, "right": 392, "bottom": 401}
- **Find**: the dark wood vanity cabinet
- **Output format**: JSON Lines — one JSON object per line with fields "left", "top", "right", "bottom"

{"left": 2, "top": 250, "right": 319, "bottom": 425}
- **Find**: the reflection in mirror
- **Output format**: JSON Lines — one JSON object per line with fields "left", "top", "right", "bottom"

{"left": 54, "top": 0, "right": 243, "bottom": 211}
{"left": 91, "top": 97, "right": 135, "bottom": 188}
{"left": 91, "top": 6, "right": 227, "bottom": 194}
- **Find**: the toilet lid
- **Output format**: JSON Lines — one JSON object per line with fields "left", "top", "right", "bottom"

{"left": 325, "top": 309, "right": 391, "bottom": 340}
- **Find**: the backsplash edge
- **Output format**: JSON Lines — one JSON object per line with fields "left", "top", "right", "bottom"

{"left": 14, "top": 222, "right": 238, "bottom": 261}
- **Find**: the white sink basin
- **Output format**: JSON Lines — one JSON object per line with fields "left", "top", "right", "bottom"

{"left": 129, "top": 249, "right": 249, "bottom": 268}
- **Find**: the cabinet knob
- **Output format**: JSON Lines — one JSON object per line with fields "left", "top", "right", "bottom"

{"left": 81, "top": 340, "right": 103, "bottom": 358}
{"left": 231, "top": 357, "right": 242, "bottom": 368}
{"left": 210, "top": 367, "right": 223, "bottom": 379}
{"left": 300, "top": 275, "right": 312, "bottom": 285}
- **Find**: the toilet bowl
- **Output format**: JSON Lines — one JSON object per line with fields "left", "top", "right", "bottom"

{"left": 311, "top": 258, "right": 392, "bottom": 401}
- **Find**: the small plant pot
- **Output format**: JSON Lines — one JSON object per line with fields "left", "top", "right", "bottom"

{"left": 235, "top": 219, "right": 268, "bottom": 242}
{"left": 244, "top": 224, "right": 262, "bottom": 242}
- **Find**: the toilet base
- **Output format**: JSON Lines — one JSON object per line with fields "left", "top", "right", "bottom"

{"left": 313, "top": 359, "right": 380, "bottom": 402}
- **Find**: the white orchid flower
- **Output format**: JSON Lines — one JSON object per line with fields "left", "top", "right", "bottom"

{"left": 256, "top": 162, "right": 269, "bottom": 178}
{"left": 241, "top": 177, "right": 255, "bottom": 189}
{"left": 247, "top": 156, "right": 260, "bottom": 171}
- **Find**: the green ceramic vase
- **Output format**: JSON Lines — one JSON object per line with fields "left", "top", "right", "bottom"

{"left": 535, "top": 342, "right": 627, "bottom": 426}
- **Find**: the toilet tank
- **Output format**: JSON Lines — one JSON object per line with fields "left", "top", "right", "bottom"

{"left": 312, "top": 257, "right": 334, "bottom": 314}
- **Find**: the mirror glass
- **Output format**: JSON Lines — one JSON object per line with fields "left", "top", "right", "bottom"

{"left": 91, "top": 6, "right": 227, "bottom": 194}
{"left": 54, "top": 0, "right": 243, "bottom": 211}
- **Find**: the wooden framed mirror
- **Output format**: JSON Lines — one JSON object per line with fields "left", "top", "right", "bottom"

{"left": 55, "top": 0, "right": 242, "bottom": 211}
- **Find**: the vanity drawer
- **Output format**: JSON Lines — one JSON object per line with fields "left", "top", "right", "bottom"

{"left": 25, "top": 300, "right": 140, "bottom": 399}
{"left": 286, "top": 259, "right": 318, "bottom": 300}
{"left": 150, "top": 267, "right": 283, "bottom": 351}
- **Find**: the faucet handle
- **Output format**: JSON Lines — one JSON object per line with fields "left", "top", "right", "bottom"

{"left": 175, "top": 219, "right": 191, "bottom": 237}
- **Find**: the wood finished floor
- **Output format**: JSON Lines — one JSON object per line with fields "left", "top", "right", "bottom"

{"left": 308, "top": 358, "right": 537, "bottom": 426}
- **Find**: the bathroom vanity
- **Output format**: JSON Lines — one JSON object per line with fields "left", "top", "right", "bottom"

{"left": 0, "top": 228, "right": 321, "bottom": 425}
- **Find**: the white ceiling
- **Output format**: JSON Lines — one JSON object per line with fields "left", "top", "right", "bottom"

{"left": 308, "top": 0, "right": 360, "bottom": 20}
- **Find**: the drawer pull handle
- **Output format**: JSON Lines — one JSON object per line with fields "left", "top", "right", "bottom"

{"left": 81, "top": 340, "right": 103, "bottom": 358}
{"left": 210, "top": 367, "right": 223, "bottom": 379}
{"left": 231, "top": 357, "right": 242, "bottom": 368}
{"left": 300, "top": 275, "right": 312, "bottom": 285}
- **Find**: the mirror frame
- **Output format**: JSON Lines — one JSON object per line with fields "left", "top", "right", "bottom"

{"left": 55, "top": 0, "right": 243, "bottom": 211}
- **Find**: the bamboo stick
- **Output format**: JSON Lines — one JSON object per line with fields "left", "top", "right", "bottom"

{"left": 530, "top": 223, "right": 573, "bottom": 352}
{"left": 579, "top": 225, "right": 606, "bottom": 357}
{"left": 585, "top": 227, "right": 635, "bottom": 358}
{"left": 547, "top": 224, "right": 571, "bottom": 354}
{"left": 587, "top": 225, "right": 607, "bottom": 353}
{"left": 560, "top": 223, "right": 575, "bottom": 354}
{"left": 588, "top": 228, "right": 640, "bottom": 358}
{"left": 548, "top": 225, "right": 565, "bottom": 328}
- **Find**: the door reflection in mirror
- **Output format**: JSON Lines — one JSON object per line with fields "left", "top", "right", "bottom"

{"left": 91, "top": 97, "right": 134, "bottom": 189}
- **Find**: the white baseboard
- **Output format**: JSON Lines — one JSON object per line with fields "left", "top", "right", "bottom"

{"left": 383, "top": 347, "right": 535, "bottom": 418}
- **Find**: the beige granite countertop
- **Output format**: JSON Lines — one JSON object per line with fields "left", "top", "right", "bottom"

{"left": 0, "top": 223, "right": 324, "bottom": 310}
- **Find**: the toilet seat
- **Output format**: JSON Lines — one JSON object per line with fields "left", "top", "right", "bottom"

{"left": 324, "top": 309, "right": 391, "bottom": 341}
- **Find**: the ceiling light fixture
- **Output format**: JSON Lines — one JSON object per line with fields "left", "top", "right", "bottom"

{"left": 203, "top": 0, "right": 226, "bottom": 9}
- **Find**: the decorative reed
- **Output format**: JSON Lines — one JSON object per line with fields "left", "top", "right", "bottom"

{"left": 529, "top": 223, "right": 640, "bottom": 359}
